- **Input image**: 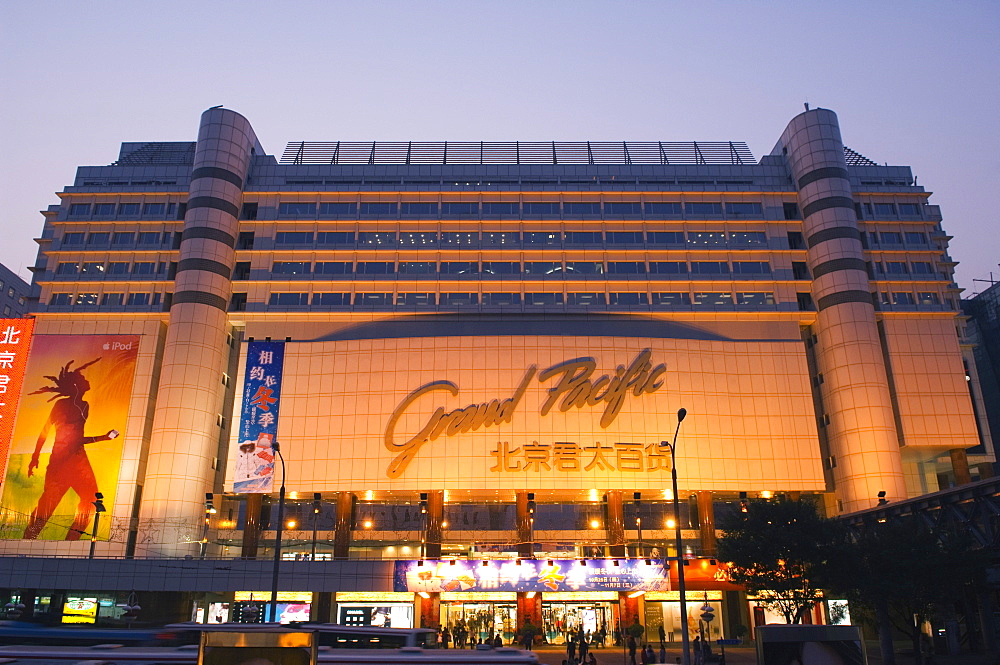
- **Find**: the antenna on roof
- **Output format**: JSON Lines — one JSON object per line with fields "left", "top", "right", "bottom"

{"left": 209, "top": 105, "right": 223, "bottom": 109}
{"left": 804, "top": 102, "right": 810, "bottom": 111}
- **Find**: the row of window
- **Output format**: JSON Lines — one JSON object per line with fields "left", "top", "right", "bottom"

{"left": 267, "top": 260, "right": 774, "bottom": 276}
{"left": 271, "top": 230, "right": 768, "bottom": 247}
{"left": 276, "top": 201, "right": 765, "bottom": 218}
{"left": 49, "top": 292, "right": 161, "bottom": 307}
{"left": 873, "top": 261, "right": 937, "bottom": 276}
{"left": 68, "top": 202, "right": 182, "bottom": 219}
{"left": 867, "top": 231, "right": 929, "bottom": 246}
{"left": 61, "top": 231, "right": 179, "bottom": 247}
{"left": 267, "top": 291, "right": 776, "bottom": 307}
{"left": 861, "top": 202, "right": 922, "bottom": 217}
{"left": 56, "top": 261, "right": 170, "bottom": 276}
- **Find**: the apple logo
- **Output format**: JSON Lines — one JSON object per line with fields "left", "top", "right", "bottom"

{"left": 102, "top": 343, "right": 110, "bottom": 350}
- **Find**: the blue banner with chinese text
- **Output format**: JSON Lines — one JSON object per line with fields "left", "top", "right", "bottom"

{"left": 233, "top": 340, "right": 285, "bottom": 493}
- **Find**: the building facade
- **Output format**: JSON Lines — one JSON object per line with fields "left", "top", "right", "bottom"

{"left": 0, "top": 263, "right": 30, "bottom": 318}
{"left": 0, "top": 107, "right": 988, "bottom": 637}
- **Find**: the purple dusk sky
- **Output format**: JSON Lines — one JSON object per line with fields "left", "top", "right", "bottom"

{"left": 1, "top": 2, "right": 997, "bottom": 291}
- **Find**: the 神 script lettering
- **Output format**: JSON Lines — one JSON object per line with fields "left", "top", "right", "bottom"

{"left": 383, "top": 349, "right": 666, "bottom": 478}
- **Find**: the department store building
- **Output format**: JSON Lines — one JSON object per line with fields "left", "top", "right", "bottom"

{"left": 0, "top": 107, "right": 989, "bottom": 639}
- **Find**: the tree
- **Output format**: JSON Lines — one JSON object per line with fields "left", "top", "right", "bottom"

{"left": 717, "top": 497, "right": 840, "bottom": 624}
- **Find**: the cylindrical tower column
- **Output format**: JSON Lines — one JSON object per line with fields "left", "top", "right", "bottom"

{"left": 781, "top": 108, "right": 906, "bottom": 512}
{"left": 138, "top": 108, "right": 257, "bottom": 555}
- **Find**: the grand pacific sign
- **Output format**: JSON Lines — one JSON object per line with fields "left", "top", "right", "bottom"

{"left": 384, "top": 349, "right": 666, "bottom": 477}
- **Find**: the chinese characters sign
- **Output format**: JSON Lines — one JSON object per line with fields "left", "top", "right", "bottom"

{"left": 234, "top": 341, "right": 285, "bottom": 493}
{"left": 394, "top": 559, "right": 671, "bottom": 593}
{"left": 1, "top": 335, "right": 139, "bottom": 540}
{"left": 0, "top": 319, "right": 34, "bottom": 476}
{"left": 490, "top": 441, "right": 671, "bottom": 473}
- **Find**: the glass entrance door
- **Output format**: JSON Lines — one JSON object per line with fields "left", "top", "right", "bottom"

{"left": 542, "top": 602, "right": 613, "bottom": 646}
{"left": 440, "top": 602, "right": 517, "bottom": 646}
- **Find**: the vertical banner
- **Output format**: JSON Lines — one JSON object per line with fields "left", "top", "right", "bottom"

{"left": 0, "top": 335, "right": 139, "bottom": 540}
{"left": 0, "top": 318, "right": 35, "bottom": 477}
{"left": 233, "top": 341, "right": 285, "bottom": 493}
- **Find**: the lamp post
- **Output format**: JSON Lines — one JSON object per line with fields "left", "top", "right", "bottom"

{"left": 89, "top": 492, "right": 106, "bottom": 559}
{"left": 661, "top": 408, "right": 689, "bottom": 665}
{"left": 269, "top": 442, "right": 287, "bottom": 623}
{"left": 201, "top": 493, "right": 216, "bottom": 559}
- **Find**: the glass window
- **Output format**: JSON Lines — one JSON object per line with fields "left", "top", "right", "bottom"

{"left": 357, "top": 232, "right": 396, "bottom": 246}
{"left": 918, "top": 292, "right": 940, "bottom": 305}
{"left": 686, "top": 202, "right": 723, "bottom": 215}
{"left": 69, "top": 203, "right": 91, "bottom": 216}
{"left": 88, "top": 232, "right": 110, "bottom": 245}
{"left": 126, "top": 292, "right": 150, "bottom": 306}
{"left": 143, "top": 202, "right": 165, "bottom": 215}
{"left": 911, "top": 261, "right": 934, "bottom": 274}
{"left": 606, "top": 231, "right": 644, "bottom": 244}
{"left": 401, "top": 202, "right": 438, "bottom": 216}
{"left": 398, "top": 262, "right": 436, "bottom": 274}
{"left": 442, "top": 202, "right": 478, "bottom": 216}
{"left": 356, "top": 262, "right": 394, "bottom": 274}
{"left": 112, "top": 232, "right": 135, "bottom": 245}
{"left": 687, "top": 231, "right": 726, "bottom": 245}
{"left": 75, "top": 293, "right": 99, "bottom": 306}
{"left": 268, "top": 292, "right": 309, "bottom": 306}
{"left": 649, "top": 262, "right": 688, "bottom": 274}
{"left": 892, "top": 292, "right": 915, "bottom": 305}
{"left": 609, "top": 293, "right": 648, "bottom": 305}
{"left": 80, "top": 262, "right": 104, "bottom": 274}
{"left": 564, "top": 262, "right": 604, "bottom": 275}
{"left": 880, "top": 232, "right": 903, "bottom": 244}
{"left": 730, "top": 231, "right": 767, "bottom": 245}
{"left": 101, "top": 293, "right": 124, "bottom": 306}
{"left": 482, "top": 232, "right": 520, "bottom": 246}
{"left": 884, "top": 261, "right": 908, "bottom": 274}
{"left": 94, "top": 203, "right": 116, "bottom": 216}
{"left": 607, "top": 262, "right": 645, "bottom": 274}
{"left": 272, "top": 262, "right": 311, "bottom": 275}
{"left": 279, "top": 202, "right": 316, "bottom": 216}
{"left": 132, "top": 262, "right": 156, "bottom": 275}
{"left": 316, "top": 231, "right": 356, "bottom": 245}
{"left": 49, "top": 293, "right": 72, "bottom": 306}
{"left": 482, "top": 293, "right": 522, "bottom": 306}
{"left": 118, "top": 203, "right": 140, "bottom": 216}
{"left": 565, "top": 231, "right": 602, "bottom": 244}
{"left": 904, "top": 231, "right": 927, "bottom": 245}
{"left": 167, "top": 202, "right": 177, "bottom": 217}
{"left": 732, "top": 261, "right": 771, "bottom": 274}
{"left": 647, "top": 231, "right": 685, "bottom": 244}
{"left": 107, "top": 262, "right": 129, "bottom": 275}
{"left": 397, "top": 293, "right": 436, "bottom": 306}
{"left": 524, "top": 262, "right": 563, "bottom": 275}
{"left": 736, "top": 292, "right": 776, "bottom": 305}
{"left": 652, "top": 292, "right": 691, "bottom": 306}
{"left": 898, "top": 203, "right": 920, "bottom": 216}
{"left": 314, "top": 262, "right": 353, "bottom": 275}
{"left": 441, "top": 262, "right": 479, "bottom": 275}
{"left": 63, "top": 232, "right": 85, "bottom": 245}
{"left": 482, "top": 202, "right": 518, "bottom": 216}
{"left": 694, "top": 292, "right": 732, "bottom": 306}
{"left": 563, "top": 202, "right": 601, "bottom": 216}
{"left": 355, "top": 292, "right": 392, "bottom": 306}
{"left": 690, "top": 261, "right": 730, "bottom": 274}
{"left": 523, "top": 202, "right": 560, "bottom": 216}
{"left": 645, "top": 202, "right": 682, "bottom": 216}
{"left": 727, "top": 202, "right": 763, "bottom": 216}
{"left": 399, "top": 232, "right": 438, "bottom": 246}
{"left": 56, "top": 262, "right": 78, "bottom": 275}
{"left": 319, "top": 202, "right": 357, "bottom": 216}
{"left": 313, "top": 293, "right": 351, "bottom": 306}
{"left": 360, "top": 202, "right": 397, "bottom": 216}
{"left": 603, "top": 202, "right": 642, "bottom": 217}
{"left": 567, "top": 293, "right": 606, "bottom": 306}
{"left": 874, "top": 203, "right": 896, "bottom": 216}
{"left": 441, "top": 232, "right": 479, "bottom": 245}
{"left": 275, "top": 231, "right": 315, "bottom": 244}
{"left": 525, "top": 293, "right": 564, "bottom": 306}
{"left": 482, "top": 262, "right": 520, "bottom": 275}
{"left": 523, "top": 232, "right": 561, "bottom": 245}
{"left": 440, "top": 293, "right": 479, "bottom": 306}
{"left": 138, "top": 231, "right": 160, "bottom": 245}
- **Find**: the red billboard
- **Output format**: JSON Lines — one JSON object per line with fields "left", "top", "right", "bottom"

{"left": 0, "top": 319, "right": 35, "bottom": 478}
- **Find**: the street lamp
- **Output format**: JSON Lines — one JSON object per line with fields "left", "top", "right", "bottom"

{"left": 269, "top": 441, "right": 287, "bottom": 623}
{"left": 660, "top": 408, "right": 690, "bottom": 665}
{"left": 88, "top": 492, "right": 106, "bottom": 559}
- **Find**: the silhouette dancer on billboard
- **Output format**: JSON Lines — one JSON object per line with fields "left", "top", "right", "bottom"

{"left": 23, "top": 359, "right": 119, "bottom": 540}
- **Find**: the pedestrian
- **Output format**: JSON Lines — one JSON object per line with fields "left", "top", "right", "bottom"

{"left": 493, "top": 633, "right": 503, "bottom": 648}
{"left": 644, "top": 644, "right": 655, "bottom": 665}
{"left": 597, "top": 625, "right": 606, "bottom": 648}
{"left": 578, "top": 626, "right": 590, "bottom": 663}
{"left": 588, "top": 653, "right": 598, "bottom": 665}
{"left": 658, "top": 625, "right": 666, "bottom": 648}
{"left": 658, "top": 644, "right": 667, "bottom": 664}
{"left": 692, "top": 636, "right": 702, "bottom": 665}
{"left": 627, "top": 635, "right": 638, "bottom": 665}
{"left": 441, "top": 626, "right": 451, "bottom": 649}
{"left": 567, "top": 634, "right": 577, "bottom": 663}
{"left": 641, "top": 643, "right": 650, "bottom": 665}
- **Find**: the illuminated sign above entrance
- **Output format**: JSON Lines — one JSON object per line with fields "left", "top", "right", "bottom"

{"left": 384, "top": 349, "right": 665, "bottom": 477}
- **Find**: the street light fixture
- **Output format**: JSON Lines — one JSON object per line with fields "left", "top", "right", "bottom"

{"left": 269, "top": 441, "right": 287, "bottom": 623}
{"left": 89, "top": 492, "right": 106, "bottom": 559}
{"left": 661, "top": 408, "right": 690, "bottom": 665}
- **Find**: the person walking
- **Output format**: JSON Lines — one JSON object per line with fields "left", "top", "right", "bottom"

{"left": 627, "top": 635, "right": 638, "bottom": 665}
{"left": 441, "top": 626, "right": 451, "bottom": 649}
{"left": 567, "top": 633, "right": 577, "bottom": 663}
